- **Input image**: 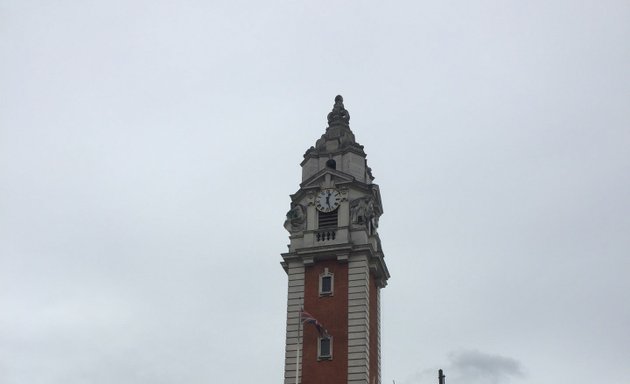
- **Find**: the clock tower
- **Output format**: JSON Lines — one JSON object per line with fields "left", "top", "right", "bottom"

{"left": 281, "top": 96, "right": 390, "bottom": 384}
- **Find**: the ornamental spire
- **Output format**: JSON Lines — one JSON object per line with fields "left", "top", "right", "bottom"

{"left": 327, "top": 95, "right": 350, "bottom": 127}
{"left": 306, "top": 95, "right": 362, "bottom": 159}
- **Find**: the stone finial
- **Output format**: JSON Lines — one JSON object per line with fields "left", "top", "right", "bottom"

{"left": 327, "top": 95, "right": 350, "bottom": 126}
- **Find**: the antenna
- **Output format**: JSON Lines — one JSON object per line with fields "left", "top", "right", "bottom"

{"left": 438, "top": 369, "right": 446, "bottom": 384}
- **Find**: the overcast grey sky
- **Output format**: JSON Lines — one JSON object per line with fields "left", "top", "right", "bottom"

{"left": 1, "top": 1, "right": 629, "bottom": 383}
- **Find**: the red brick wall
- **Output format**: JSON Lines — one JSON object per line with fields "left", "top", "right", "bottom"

{"left": 301, "top": 260, "right": 348, "bottom": 384}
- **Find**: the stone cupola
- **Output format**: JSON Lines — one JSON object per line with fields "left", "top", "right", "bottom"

{"left": 301, "top": 95, "right": 374, "bottom": 184}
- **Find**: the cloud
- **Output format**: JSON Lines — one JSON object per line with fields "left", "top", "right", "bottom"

{"left": 447, "top": 349, "right": 524, "bottom": 384}
{"left": 401, "top": 349, "right": 524, "bottom": 384}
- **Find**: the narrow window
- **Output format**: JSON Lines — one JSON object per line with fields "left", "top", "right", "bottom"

{"left": 318, "top": 336, "right": 332, "bottom": 360}
{"left": 319, "top": 268, "right": 334, "bottom": 296}
{"left": 321, "top": 276, "right": 332, "bottom": 293}
{"left": 326, "top": 159, "right": 336, "bottom": 169}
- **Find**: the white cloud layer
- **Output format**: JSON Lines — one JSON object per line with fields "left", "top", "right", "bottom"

{"left": 1, "top": 1, "right": 629, "bottom": 384}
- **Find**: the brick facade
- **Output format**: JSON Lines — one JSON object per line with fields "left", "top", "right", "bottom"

{"left": 302, "top": 260, "right": 349, "bottom": 384}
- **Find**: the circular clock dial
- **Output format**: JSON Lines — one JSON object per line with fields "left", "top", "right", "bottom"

{"left": 316, "top": 189, "right": 341, "bottom": 212}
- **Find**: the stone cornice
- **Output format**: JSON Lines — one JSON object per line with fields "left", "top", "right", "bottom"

{"left": 300, "top": 168, "right": 356, "bottom": 189}
{"left": 281, "top": 242, "right": 390, "bottom": 287}
{"left": 289, "top": 175, "right": 377, "bottom": 204}
{"left": 301, "top": 143, "right": 367, "bottom": 165}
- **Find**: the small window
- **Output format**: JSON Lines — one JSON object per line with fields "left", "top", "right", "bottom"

{"left": 319, "top": 268, "right": 334, "bottom": 296}
{"left": 318, "top": 336, "right": 332, "bottom": 360}
{"left": 321, "top": 276, "right": 332, "bottom": 293}
{"left": 326, "top": 159, "right": 336, "bottom": 169}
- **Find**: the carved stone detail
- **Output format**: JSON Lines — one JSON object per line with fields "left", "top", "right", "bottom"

{"left": 284, "top": 204, "right": 306, "bottom": 232}
{"left": 327, "top": 95, "right": 350, "bottom": 126}
{"left": 350, "top": 197, "right": 379, "bottom": 234}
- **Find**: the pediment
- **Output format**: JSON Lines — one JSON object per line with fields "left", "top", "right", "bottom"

{"left": 300, "top": 168, "right": 356, "bottom": 190}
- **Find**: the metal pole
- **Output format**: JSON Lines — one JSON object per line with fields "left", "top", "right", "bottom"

{"left": 438, "top": 369, "right": 445, "bottom": 384}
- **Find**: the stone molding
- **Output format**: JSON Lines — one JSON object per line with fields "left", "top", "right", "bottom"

{"left": 348, "top": 254, "right": 370, "bottom": 384}
{"left": 283, "top": 261, "right": 305, "bottom": 384}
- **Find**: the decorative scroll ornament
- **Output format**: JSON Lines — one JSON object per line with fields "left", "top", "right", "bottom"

{"left": 327, "top": 95, "right": 350, "bottom": 126}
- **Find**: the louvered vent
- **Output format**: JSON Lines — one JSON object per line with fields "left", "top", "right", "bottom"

{"left": 318, "top": 210, "right": 338, "bottom": 229}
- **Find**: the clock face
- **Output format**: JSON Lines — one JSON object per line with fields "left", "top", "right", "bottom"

{"left": 316, "top": 189, "right": 341, "bottom": 212}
